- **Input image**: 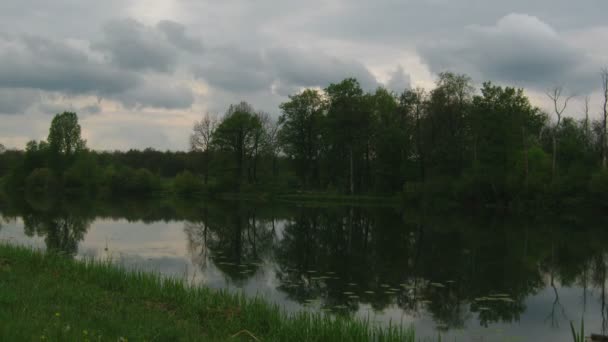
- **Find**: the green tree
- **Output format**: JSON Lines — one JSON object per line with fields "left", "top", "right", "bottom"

{"left": 425, "top": 72, "right": 474, "bottom": 178}
{"left": 212, "top": 102, "right": 263, "bottom": 190}
{"left": 470, "top": 83, "right": 545, "bottom": 199}
{"left": 368, "top": 87, "right": 406, "bottom": 193}
{"left": 190, "top": 113, "right": 218, "bottom": 185}
{"left": 278, "top": 89, "right": 325, "bottom": 188}
{"left": 324, "top": 78, "right": 371, "bottom": 194}
{"left": 48, "top": 112, "right": 86, "bottom": 156}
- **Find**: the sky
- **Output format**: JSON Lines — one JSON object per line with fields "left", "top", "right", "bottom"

{"left": 0, "top": 0, "right": 607, "bottom": 151}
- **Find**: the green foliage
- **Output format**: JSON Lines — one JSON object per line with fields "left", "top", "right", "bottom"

{"left": 4, "top": 75, "right": 608, "bottom": 207}
{"left": 212, "top": 102, "right": 264, "bottom": 189}
{"left": 569, "top": 319, "right": 584, "bottom": 342}
{"left": 102, "top": 166, "right": 161, "bottom": 196}
{"left": 25, "top": 168, "right": 57, "bottom": 193}
{"left": 172, "top": 171, "right": 203, "bottom": 198}
{"left": 278, "top": 89, "right": 325, "bottom": 188}
{"left": 63, "top": 152, "right": 101, "bottom": 193}
{"left": 589, "top": 169, "right": 608, "bottom": 202}
{"left": 47, "top": 112, "right": 86, "bottom": 156}
{"left": 0, "top": 244, "right": 416, "bottom": 342}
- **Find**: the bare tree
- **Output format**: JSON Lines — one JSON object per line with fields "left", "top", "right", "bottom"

{"left": 546, "top": 86, "right": 574, "bottom": 178}
{"left": 261, "top": 114, "right": 281, "bottom": 179}
{"left": 190, "top": 113, "right": 218, "bottom": 184}
{"left": 601, "top": 68, "right": 608, "bottom": 169}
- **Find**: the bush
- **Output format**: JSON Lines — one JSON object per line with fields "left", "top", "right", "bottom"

{"left": 102, "top": 166, "right": 162, "bottom": 196}
{"left": 25, "top": 168, "right": 58, "bottom": 193}
{"left": 589, "top": 169, "right": 608, "bottom": 199}
{"left": 172, "top": 171, "right": 203, "bottom": 198}
{"left": 63, "top": 153, "right": 101, "bottom": 193}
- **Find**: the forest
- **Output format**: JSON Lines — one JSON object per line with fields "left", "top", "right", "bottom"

{"left": 1, "top": 71, "right": 608, "bottom": 207}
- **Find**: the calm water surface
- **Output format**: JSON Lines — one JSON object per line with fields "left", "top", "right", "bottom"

{"left": 1, "top": 196, "right": 607, "bottom": 341}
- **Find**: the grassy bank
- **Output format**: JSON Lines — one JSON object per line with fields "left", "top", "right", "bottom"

{"left": 0, "top": 244, "right": 414, "bottom": 341}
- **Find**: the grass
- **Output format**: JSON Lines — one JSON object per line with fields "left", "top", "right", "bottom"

{"left": 0, "top": 243, "right": 415, "bottom": 341}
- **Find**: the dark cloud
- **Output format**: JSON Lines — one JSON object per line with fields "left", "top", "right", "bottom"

{"left": 194, "top": 46, "right": 380, "bottom": 96}
{"left": 94, "top": 18, "right": 204, "bottom": 73}
{"left": 113, "top": 83, "right": 195, "bottom": 110}
{"left": 36, "top": 101, "right": 102, "bottom": 116}
{"left": 419, "top": 14, "right": 598, "bottom": 92}
{"left": 157, "top": 20, "right": 204, "bottom": 53}
{"left": 0, "top": 34, "right": 139, "bottom": 95}
{"left": 95, "top": 18, "right": 178, "bottom": 73}
{"left": 268, "top": 47, "right": 379, "bottom": 92}
{"left": 193, "top": 47, "right": 273, "bottom": 92}
{"left": 0, "top": 88, "right": 40, "bottom": 114}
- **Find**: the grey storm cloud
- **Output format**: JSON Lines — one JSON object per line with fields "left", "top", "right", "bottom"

{"left": 419, "top": 13, "right": 599, "bottom": 92}
{"left": 93, "top": 18, "right": 204, "bottom": 73}
{"left": 194, "top": 47, "right": 273, "bottom": 93}
{"left": 0, "top": 88, "right": 41, "bottom": 114}
{"left": 0, "top": 0, "right": 606, "bottom": 150}
{"left": 113, "top": 83, "right": 195, "bottom": 110}
{"left": 194, "top": 46, "right": 381, "bottom": 96}
{"left": 94, "top": 18, "right": 179, "bottom": 73}
{"left": 267, "top": 47, "right": 380, "bottom": 93}
{"left": 0, "top": 34, "right": 139, "bottom": 95}
{"left": 156, "top": 20, "right": 204, "bottom": 53}
{"left": 0, "top": 27, "right": 196, "bottom": 113}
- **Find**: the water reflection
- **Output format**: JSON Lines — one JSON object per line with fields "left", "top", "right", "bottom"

{"left": 2, "top": 196, "right": 608, "bottom": 340}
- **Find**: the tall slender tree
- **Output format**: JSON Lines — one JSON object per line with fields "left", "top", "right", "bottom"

{"left": 278, "top": 89, "right": 325, "bottom": 188}
{"left": 190, "top": 113, "right": 218, "bottom": 184}
{"left": 546, "top": 87, "right": 574, "bottom": 178}
{"left": 212, "top": 102, "right": 262, "bottom": 190}
{"left": 601, "top": 68, "right": 608, "bottom": 169}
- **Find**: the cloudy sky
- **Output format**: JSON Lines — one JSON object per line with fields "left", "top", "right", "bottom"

{"left": 0, "top": 0, "right": 606, "bottom": 150}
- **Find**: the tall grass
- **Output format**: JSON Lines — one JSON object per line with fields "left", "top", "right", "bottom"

{"left": 0, "top": 243, "right": 415, "bottom": 341}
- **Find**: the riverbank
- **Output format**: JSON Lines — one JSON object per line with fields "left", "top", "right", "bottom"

{"left": 0, "top": 244, "right": 414, "bottom": 341}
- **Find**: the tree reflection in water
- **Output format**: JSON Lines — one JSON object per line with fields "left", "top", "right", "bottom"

{"left": 182, "top": 202, "right": 608, "bottom": 332}
{"left": 4, "top": 196, "right": 608, "bottom": 334}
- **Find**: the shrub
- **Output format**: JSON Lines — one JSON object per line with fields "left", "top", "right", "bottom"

{"left": 25, "top": 168, "right": 57, "bottom": 193}
{"left": 102, "top": 166, "right": 161, "bottom": 196}
{"left": 63, "top": 153, "right": 100, "bottom": 193}
{"left": 589, "top": 169, "right": 608, "bottom": 199}
{"left": 172, "top": 171, "right": 203, "bottom": 198}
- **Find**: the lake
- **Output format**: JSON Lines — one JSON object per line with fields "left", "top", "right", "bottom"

{"left": 1, "top": 195, "right": 607, "bottom": 341}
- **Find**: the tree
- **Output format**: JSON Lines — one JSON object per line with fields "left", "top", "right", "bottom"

{"left": 470, "top": 83, "right": 545, "bottom": 199}
{"left": 48, "top": 112, "right": 86, "bottom": 156}
{"left": 212, "top": 102, "right": 262, "bottom": 190}
{"left": 369, "top": 87, "right": 405, "bottom": 192}
{"left": 601, "top": 68, "right": 608, "bottom": 169}
{"left": 190, "top": 113, "right": 218, "bottom": 184}
{"left": 324, "top": 78, "right": 370, "bottom": 194}
{"left": 398, "top": 88, "right": 427, "bottom": 183}
{"left": 0, "top": 143, "right": 5, "bottom": 154}
{"left": 259, "top": 113, "right": 281, "bottom": 179}
{"left": 278, "top": 89, "right": 325, "bottom": 188}
{"left": 546, "top": 87, "right": 574, "bottom": 178}
{"left": 426, "top": 72, "right": 474, "bottom": 178}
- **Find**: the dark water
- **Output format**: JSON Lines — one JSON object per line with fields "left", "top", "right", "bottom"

{"left": 1, "top": 195, "right": 608, "bottom": 341}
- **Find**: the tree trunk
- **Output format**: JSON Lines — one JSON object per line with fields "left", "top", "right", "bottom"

{"left": 552, "top": 134, "right": 557, "bottom": 179}
{"left": 349, "top": 147, "right": 355, "bottom": 195}
{"left": 604, "top": 112, "right": 607, "bottom": 170}
{"left": 204, "top": 151, "right": 210, "bottom": 185}
{"left": 523, "top": 127, "right": 529, "bottom": 191}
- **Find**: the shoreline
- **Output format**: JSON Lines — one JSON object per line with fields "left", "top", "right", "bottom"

{"left": 0, "top": 243, "right": 415, "bottom": 341}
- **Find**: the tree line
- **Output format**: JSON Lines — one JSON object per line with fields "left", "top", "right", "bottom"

{"left": 1, "top": 70, "right": 608, "bottom": 205}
